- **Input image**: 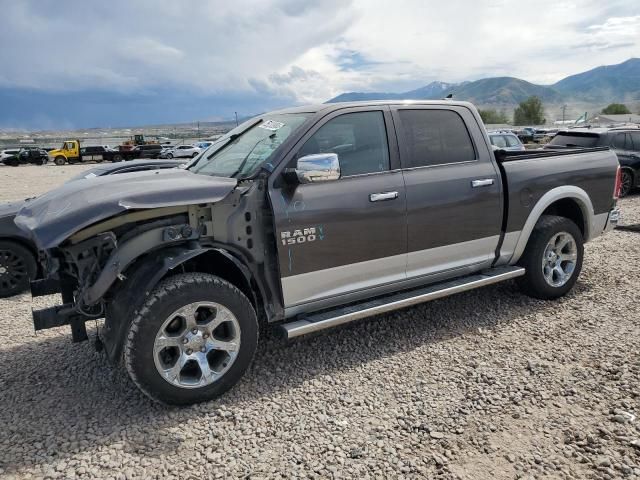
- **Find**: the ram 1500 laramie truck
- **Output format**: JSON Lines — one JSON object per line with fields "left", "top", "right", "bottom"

{"left": 14, "top": 101, "right": 621, "bottom": 405}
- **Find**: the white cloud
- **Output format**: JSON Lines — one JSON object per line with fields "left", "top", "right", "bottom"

{"left": 0, "top": 0, "right": 638, "bottom": 103}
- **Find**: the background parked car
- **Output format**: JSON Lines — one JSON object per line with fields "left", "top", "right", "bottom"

{"left": 158, "top": 145, "right": 176, "bottom": 158}
{"left": 0, "top": 149, "right": 20, "bottom": 162}
{"left": 167, "top": 145, "right": 201, "bottom": 158}
{"left": 0, "top": 159, "right": 187, "bottom": 298}
{"left": 2, "top": 148, "right": 48, "bottom": 166}
{"left": 545, "top": 126, "right": 640, "bottom": 196}
{"left": 488, "top": 131, "right": 526, "bottom": 151}
{"left": 130, "top": 144, "right": 163, "bottom": 159}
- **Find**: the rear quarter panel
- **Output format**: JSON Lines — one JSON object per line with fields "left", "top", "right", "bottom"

{"left": 502, "top": 150, "right": 619, "bottom": 235}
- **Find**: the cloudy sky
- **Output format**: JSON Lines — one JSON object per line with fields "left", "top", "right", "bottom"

{"left": 0, "top": 0, "right": 638, "bottom": 128}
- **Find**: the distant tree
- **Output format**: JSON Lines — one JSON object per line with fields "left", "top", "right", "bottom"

{"left": 601, "top": 103, "right": 631, "bottom": 114}
{"left": 513, "top": 96, "right": 545, "bottom": 125}
{"left": 478, "top": 109, "right": 509, "bottom": 124}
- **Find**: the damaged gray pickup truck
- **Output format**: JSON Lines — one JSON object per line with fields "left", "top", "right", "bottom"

{"left": 15, "top": 101, "right": 621, "bottom": 405}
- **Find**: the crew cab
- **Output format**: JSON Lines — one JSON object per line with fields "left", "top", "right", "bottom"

{"left": 13, "top": 101, "right": 620, "bottom": 406}
{"left": 49, "top": 141, "right": 129, "bottom": 165}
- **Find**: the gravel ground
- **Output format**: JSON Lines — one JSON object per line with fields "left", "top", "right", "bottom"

{"left": 0, "top": 164, "right": 639, "bottom": 479}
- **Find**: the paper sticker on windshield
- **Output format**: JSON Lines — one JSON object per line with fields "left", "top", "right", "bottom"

{"left": 259, "top": 120, "right": 285, "bottom": 131}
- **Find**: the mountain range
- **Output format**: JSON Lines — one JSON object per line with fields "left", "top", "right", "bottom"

{"left": 328, "top": 58, "right": 640, "bottom": 109}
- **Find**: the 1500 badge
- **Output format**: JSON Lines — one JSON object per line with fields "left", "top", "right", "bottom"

{"left": 280, "top": 227, "right": 322, "bottom": 245}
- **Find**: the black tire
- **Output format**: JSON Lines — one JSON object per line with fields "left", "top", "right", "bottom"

{"left": 167, "top": 153, "right": 173, "bottom": 159}
{"left": 516, "top": 215, "right": 584, "bottom": 300}
{"left": 124, "top": 273, "right": 258, "bottom": 405}
{"left": 191, "top": 152, "right": 198, "bottom": 158}
{"left": 0, "top": 240, "right": 37, "bottom": 298}
{"left": 54, "top": 156, "right": 66, "bottom": 166}
{"left": 619, "top": 169, "right": 633, "bottom": 197}
{"left": 112, "top": 154, "right": 123, "bottom": 162}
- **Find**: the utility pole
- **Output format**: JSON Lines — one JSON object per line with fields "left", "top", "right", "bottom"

{"left": 561, "top": 104, "right": 567, "bottom": 124}
{"left": 197, "top": 121, "right": 200, "bottom": 139}
{"left": 235, "top": 112, "right": 239, "bottom": 127}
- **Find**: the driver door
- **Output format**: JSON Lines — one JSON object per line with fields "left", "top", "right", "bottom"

{"left": 270, "top": 107, "right": 407, "bottom": 313}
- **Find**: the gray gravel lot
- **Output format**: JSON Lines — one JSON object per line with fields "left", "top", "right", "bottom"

{"left": 0, "top": 164, "right": 639, "bottom": 479}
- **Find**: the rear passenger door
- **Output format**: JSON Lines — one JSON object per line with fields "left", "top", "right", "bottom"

{"left": 391, "top": 106, "right": 503, "bottom": 280}
{"left": 271, "top": 107, "right": 407, "bottom": 311}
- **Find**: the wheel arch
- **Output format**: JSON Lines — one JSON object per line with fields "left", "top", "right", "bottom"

{"left": 510, "top": 186, "right": 594, "bottom": 264}
{"left": 103, "top": 245, "right": 262, "bottom": 363}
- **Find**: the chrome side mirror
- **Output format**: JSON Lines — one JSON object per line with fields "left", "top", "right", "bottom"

{"left": 294, "top": 153, "right": 340, "bottom": 184}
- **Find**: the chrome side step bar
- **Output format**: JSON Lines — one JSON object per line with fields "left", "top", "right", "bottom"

{"left": 281, "top": 266, "right": 525, "bottom": 339}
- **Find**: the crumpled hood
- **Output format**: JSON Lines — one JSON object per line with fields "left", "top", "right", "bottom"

{"left": 14, "top": 169, "right": 237, "bottom": 250}
{"left": 0, "top": 200, "right": 24, "bottom": 219}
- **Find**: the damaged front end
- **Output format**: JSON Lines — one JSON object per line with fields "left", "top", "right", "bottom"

{"left": 13, "top": 168, "right": 259, "bottom": 345}
{"left": 30, "top": 207, "right": 199, "bottom": 342}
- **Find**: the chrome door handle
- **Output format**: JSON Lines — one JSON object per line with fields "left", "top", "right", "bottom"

{"left": 471, "top": 179, "right": 495, "bottom": 188}
{"left": 370, "top": 191, "right": 399, "bottom": 202}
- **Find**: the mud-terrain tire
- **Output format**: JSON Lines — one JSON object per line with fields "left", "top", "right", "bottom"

{"left": 124, "top": 273, "right": 258, "bottom": 405}
{"left": 0, "top": 240, "right": 37, "bottom": 298}
{"left": 54, "top": 156, "right": 66, "bottom": 166}
{"left": 517, "top": 215, "right": 584, "bottom": 300}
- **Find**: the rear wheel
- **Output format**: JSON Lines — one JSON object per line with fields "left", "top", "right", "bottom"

{"left": 517, "top": 215, "right": 583, "bottom": 300}
{"left": 619, "top": 169, "right": 633, "bottom": 197}
{"left": 167, "top": 153, "right": 173, "bottom": 159}
{"left": 124, "top": 273, "right": 258, "bottom": 405}
{"left": 54, "top": 156, "right": 66, "bottom": 166}
{"left": 112, "top": 154, "right": 123, "bottom": 162}
{"left": 0, "top": 241, "right": 37, "bottom": 298}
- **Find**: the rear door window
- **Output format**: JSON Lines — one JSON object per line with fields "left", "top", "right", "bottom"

{"left": 505, "top": 135, "right": 520, "bottom": 147}
{"left": 629, "top": 132, "right": 640, "bottom": 151}
{"left": 397, "top": 109, "right": 476, "bottom": 167}
{"left": 612, "top": 134, "right": 628, "bottom": 150}
{"left": 490, "top": 135, "right": 507, "bottom": 148}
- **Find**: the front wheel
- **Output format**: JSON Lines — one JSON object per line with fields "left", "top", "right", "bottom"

{"left": 54, "top": 156, "right": 66, "bottom": 166}
{"left": 191, "top": 152, "right": 198, "bottom": 158}
{"left": 167, "top": 153, "right": 173, "bottom": 159}
{"left": 517, "top": 215, "right": 584, "bottom": 300}
{"left": 124, "top": 273, "right": 258, "bottom": 405}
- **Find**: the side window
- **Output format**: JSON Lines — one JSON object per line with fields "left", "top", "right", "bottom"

{"left": 299, "top": 111, "right": 390, "bottom": 177}
{"left": 629, "top": 132, "right": 640, "bottom": 151}
{"left": 398, "top": 109, "right": 476, "bottom": 168}
{"left": 491, "top": 135, "right": 507, "bottom": 148}
{"left": 505, "top": 135, "right": 520, "bottom": 147}
{"left": 612, "top": 134, "right": 627, "bottom": 150}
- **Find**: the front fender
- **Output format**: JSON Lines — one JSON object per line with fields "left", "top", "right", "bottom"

{"left": 101, "top": 246, "right": 252, "bottom": 363}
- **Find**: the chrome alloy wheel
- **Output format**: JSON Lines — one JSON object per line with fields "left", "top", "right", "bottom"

{"left": 541, "top": 232, "right": 578, "bottom": 288}
{"left": 153, "top": 302, "right": 241, "bottom": 389}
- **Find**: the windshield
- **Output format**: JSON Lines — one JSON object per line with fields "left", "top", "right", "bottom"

{"left": 189, "top": 113, "right": 310, "bottom": 178}
{"left": 548, "top": 132, "right": 600, "bottom": 148}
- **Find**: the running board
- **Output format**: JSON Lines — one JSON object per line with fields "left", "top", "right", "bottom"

{"left": 280, "top": 266, "right": 525, "bottom": 339}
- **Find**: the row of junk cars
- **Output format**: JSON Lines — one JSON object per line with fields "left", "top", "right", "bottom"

{"left": 1, "top": 125, "right": 639, "bottom": 197}
{"left": 488, "top": 125, "right": 640, "bottom": 197}
{"left": 0, "top": 140, "right": 213, "bottom": 167}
